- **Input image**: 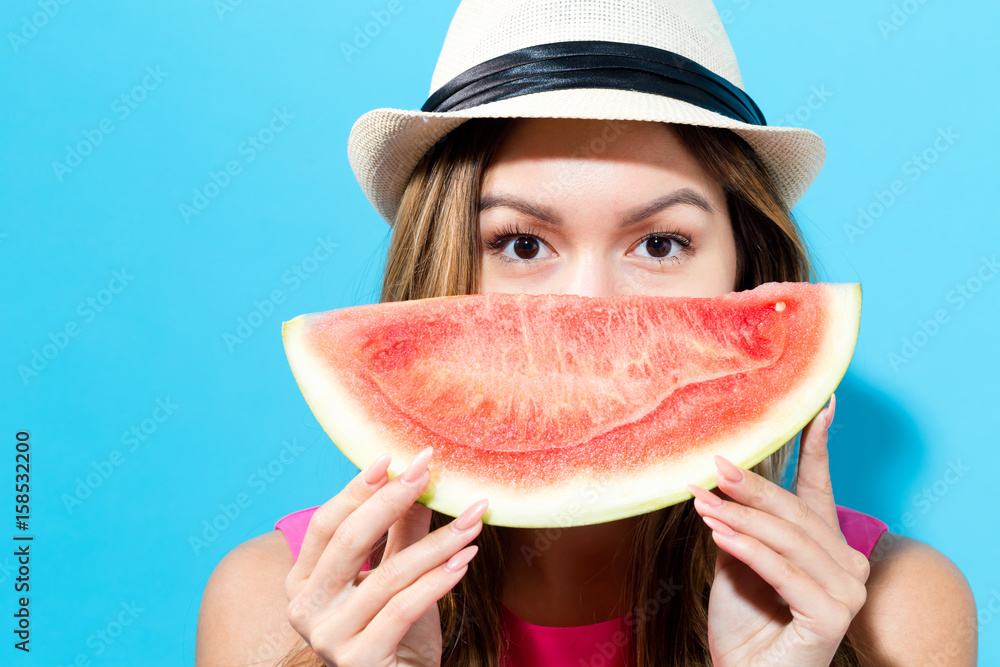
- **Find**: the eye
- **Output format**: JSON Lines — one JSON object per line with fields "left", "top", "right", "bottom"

{"left": 483, "top": 223, "right": 554, "bottom": 264}
{"left": 631, "top": 231, "right": 692, "bottom": 264}
{"left": 483, "top": 224, "right": 694, "bottom": 266}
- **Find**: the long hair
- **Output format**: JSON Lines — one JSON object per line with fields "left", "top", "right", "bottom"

{"left": 274, "top": 118, "right": 876, "bottom": 666}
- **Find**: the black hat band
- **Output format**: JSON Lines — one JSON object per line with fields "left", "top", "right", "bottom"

{"left": 421, "top": 39, "right": 767, "bottom": 126}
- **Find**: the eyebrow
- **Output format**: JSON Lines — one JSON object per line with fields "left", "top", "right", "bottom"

{"left": 478, "top": 188, "right": 714, "bottom": 229}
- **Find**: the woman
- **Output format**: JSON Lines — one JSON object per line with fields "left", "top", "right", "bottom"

{"left": 196, "top": 1, "right": 977, "bottom": 665}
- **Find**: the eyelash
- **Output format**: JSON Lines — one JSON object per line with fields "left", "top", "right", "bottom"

{"left": 483, "top": 223, "right": 694, "bottom": 265}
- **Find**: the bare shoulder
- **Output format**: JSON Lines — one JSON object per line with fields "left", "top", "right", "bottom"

{"left": 848, "top": 531, "right": 977, "bottom": 665}
{"left": 195, "top": 529, "right": 304, "bottom": 666}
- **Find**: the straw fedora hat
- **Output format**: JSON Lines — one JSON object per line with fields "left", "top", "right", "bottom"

{"left": 346, "top": 0, "right": 826, "bottom": 227}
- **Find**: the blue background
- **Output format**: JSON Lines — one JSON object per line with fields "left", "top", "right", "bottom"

{"left": 2, "top": 0, "right": 997, "bottom": 663}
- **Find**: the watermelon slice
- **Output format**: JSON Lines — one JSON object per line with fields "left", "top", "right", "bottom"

{"left": 282, "top": 282, "right": 861, "bottom": 528}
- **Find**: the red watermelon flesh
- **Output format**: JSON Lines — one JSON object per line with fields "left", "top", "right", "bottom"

{"left": 282, "top": 282, "right": 861, "bottom": 528}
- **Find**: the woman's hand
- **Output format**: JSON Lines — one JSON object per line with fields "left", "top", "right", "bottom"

{"left": 284, "top": 446, "right": 488, "bottom": 667}
{"left": 686, "top": 394, "right": 872, "bottom": 666}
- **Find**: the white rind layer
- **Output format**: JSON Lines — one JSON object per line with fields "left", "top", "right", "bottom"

{"left": 282, "top": 283, "right": 862, "bottom": 528}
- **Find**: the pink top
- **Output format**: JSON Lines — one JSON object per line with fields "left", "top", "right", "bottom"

{"left": 275, "top": 504, "right": 888, "bottom": 667}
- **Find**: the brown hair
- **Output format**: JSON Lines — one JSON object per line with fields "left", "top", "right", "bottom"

{"left": 274, "top": 118, "right": 876, "bottom": 666}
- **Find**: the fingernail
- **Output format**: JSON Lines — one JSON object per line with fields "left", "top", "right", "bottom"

{"left": 702, "top": 515, "right": 737, "bottom": 537}
{"left": 714, "top": 455, "right": 744, "bottom": 484}
{"left": 362, "top": 454, "right": 392, "bottom": 485}
{"left": 825, "top": 393, "right": 837, "bottom": 429}
{"left": 401, "top": 447, "right": 433, "bottom": 484}
{"left": 444, "top": 545, "right": 478, "bottom": 573}
{"left": 686, "top": 483, "right": 724, "bottom": 508}
{"left": 452, "top": 499, "right": 489, "bottom": 532}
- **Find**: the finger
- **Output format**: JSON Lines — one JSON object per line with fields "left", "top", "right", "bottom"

{"left": 357, "top": 501, "right": 433, "bottom": 586}
{"left": 337, "top": 500, "right": 487, "bottom": 637}
{"left": 709, "top": 454, "right": 860, "bottom": 578}
{"left": 703, "top": 517, "right": 854, "bottom": 639}
{"left": 289, "top": 452, "right": 393, "bottom": 589}
{"left": 288, "top": 447, "right": 434, "bottom": 636}
{"left": 383, "top": 499, "right": 433, "bottom": 560}
{"left": 796, "top": 393, "right": 839, "bottom": 530}
{"left": 353, "top": 545, "right": 479, "bottom": 661}
{"left": 356, "top": 503, "right": 433, "bottom": 588}
{"left": 306, "top": 447, "right": 436, "bottom": 592}
{"left": 689, "top": 484, "right": 870, "bottom": 606}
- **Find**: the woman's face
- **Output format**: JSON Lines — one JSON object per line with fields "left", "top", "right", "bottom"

{"left": 478, "top": 118, "right": 738, "bottom": 298}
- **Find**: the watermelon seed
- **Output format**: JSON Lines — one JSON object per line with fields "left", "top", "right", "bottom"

{"left": 774, "top": 301, "right": 786, "bottom": 312}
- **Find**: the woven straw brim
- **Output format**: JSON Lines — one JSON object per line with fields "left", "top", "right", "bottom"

{"left": 347, "top": 87, "right": 826, "bottom": 227}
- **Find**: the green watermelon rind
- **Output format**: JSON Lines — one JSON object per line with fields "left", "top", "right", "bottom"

{"left": 282, "top": 282, "right": 862, "bottom": 528}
